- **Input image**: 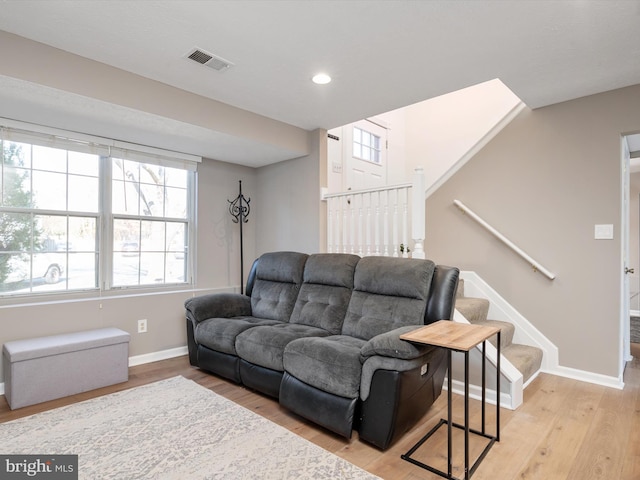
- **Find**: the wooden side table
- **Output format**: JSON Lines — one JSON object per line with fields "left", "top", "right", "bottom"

{"left": 400, "top": 320, "right": 501, "bottom": 480}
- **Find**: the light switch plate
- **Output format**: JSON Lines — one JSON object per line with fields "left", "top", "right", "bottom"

{"left": 594, "top": 224, "right": 614, "bottom": 240}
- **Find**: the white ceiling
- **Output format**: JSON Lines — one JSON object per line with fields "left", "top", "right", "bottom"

{"left": 1, "top": 0, "right": 640, "bottom": 164}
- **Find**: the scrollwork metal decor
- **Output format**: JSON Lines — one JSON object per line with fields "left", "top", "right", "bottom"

{"left": 228, "top": 181, "right": 251, "bottom": 294}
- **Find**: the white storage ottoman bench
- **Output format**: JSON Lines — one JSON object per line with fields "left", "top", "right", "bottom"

{"left": 3, "top": 327, "right": 130, "bottom": 410}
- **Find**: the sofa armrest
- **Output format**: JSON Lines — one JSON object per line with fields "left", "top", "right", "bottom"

{"left": 360, "top": 325, "right": 435, "bottom": 361}
{"left": 184, "top": 293, "right": 252, "bottom": 324}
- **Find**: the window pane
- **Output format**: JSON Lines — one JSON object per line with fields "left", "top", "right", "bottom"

{"left": 0, "top": 253, "right": 30, "bottom": 293}
{"left": 67, "top": 252, "right": 98, "bottom": 290}
{"left": 353, "top": 127, "right": 361, "bottom": 143}
{"left": 112, "top": 179, "right": 140, "bottom": 215}
{"left": 113, "top": 255, "right": 140, "bottom": 286}
{"left": 36, "top": 214, "right": 67, "bottom": 252}
{"left": 140, "top": 252, "right": 165, "bottom": 284}
{"left": 167, "top": 222, "right": 186, "bottom": 254}
{"left": 68, "top": 175, "right": 99, "bottom": 212}
{"left": 140, "top": 182, "right": 163, "bottom": 216}
{"left": 113, "top": 219, "right": 140, "bottom": 253}
{"left": 3, "top": 142, "right": 31, "bottom": 168}
{"left": 112, "top": 159, "right": 139, "bottom": 182}
{"left": 32, "top": 145, "right": 66, "bottom": 173}
{"left": 32, "top": 251, "right": 66, "bottom": 285}
{"left": 2, "top": 167, "right": 31, "bottom": 207}
{"left": 140, "top": 220, "right": 165, "bottom": 252}
{"left": 68, "top": 216, "right": 97, "bottom": 252}
{"left": 1, "top": 212, "right": 33, "bottom": 254}
{"left": 68, "top": 151, "right": 99, "bottom": 176}
{"left": 140, "top": 164, "right": 164, "bottom": 185}
{"left": 166, "top": 254, "right": 186, "bottom": 283}
{"left": 32, "top": 170, "right": 66, "bottom": 210}
{"left": 353, "top": 144, "right": 362, "bottom": 159}
{"left": 166, "top": 187, "right": 187, "bottom": 218}
{"left": 165, "top": 167, "right": 187, "bottom": 188}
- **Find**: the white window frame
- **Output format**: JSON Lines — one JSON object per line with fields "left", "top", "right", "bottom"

{"left": 352, "top": 126, "right": 382, "bottom": 165}
{"left": 0, "top": 118, "right": 200, "bottom": 298}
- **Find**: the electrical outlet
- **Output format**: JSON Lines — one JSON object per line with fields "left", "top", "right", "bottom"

{"left": 137, "top": 319, "right": 148, "bottom": 334}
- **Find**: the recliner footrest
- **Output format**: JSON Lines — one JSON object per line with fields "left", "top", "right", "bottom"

{"left": 280, "top": 372, "right": 357, "bottom": 439}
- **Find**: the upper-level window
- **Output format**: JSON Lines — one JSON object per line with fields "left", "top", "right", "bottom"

{"left": 353, "top": 126, "right": 382, "bottom": 164}
{"left": 0, "top": 124, "right": 198, "bottom": 297}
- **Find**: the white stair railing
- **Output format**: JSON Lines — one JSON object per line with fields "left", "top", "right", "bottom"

{"left": 324, "top": 168, "right": 426, "bottom": 258}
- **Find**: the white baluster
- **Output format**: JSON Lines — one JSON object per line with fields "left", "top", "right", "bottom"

{"left": 338, "top": 197, "right": 343, "bottom": 255}
{"left": 411, "top": 167, "right": 426, "bottom": 259}
{"left": 383, "top": 199, "right": 390, "bottom": 257}
{"left": 350, "top": 195, "right": 357, "bottom": 255}
{"left": 327, "top": 199, "right": 333, "bottom": 253}
{"left": 392, "top": 190, "right": 399, "bottom": 257}
{"left": 374, "top": 191, "right": 381, "bottom": 256}
{"left": 358, "top": 195, "right": 364, "bottom": 257}
{"left": 365, "top": 193, "right": 372, "bottom": 255}
{"left": 402, "top": 189, "right": 409, "bottom": 258}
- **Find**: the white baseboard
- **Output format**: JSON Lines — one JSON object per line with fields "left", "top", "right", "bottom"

{"left": 444, "top": 377, "right": 516, "bottom": 411}
{"left": 128, "top": 346, "right": 188, "bottom": 367}
{"left": 544, "top": 365, "right": 624, "bottom": 390}
{"left": 0, "top": 346, "right": 189, "bottom": 397}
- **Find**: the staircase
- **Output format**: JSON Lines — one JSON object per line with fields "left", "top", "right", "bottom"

{"left": 455, "top": 278, "right": 543, "bottom": 386}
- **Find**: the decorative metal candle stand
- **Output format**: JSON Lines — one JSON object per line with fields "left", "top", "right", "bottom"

{"left": 228, "top": 180, "right": 251, "bottom": 294}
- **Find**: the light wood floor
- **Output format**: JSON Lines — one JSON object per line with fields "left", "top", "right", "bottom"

{"left": 2, "top": 346, "right": 640, "bottom": 480}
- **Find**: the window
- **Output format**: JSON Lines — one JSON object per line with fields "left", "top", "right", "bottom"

{"left": 0, "top": 124, "right": 198, "bottom": 297}
{"left": 111, "top": 158, "right": 189, "bottom": 287}
{"left": 353, "top": 126, "right": 382, "bottom": 164}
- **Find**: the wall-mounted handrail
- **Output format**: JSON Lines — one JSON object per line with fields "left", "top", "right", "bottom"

{"left": 454, "top": 199, "right": 556, "bottom": 280}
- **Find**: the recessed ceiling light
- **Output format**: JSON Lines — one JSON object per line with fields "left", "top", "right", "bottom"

{"left": 312, "top": 73, "right": 332, "bottom": 85}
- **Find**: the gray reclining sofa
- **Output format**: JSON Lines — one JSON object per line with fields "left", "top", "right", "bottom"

{"left": 185, "top": 251, "right": 459, "bottom": 450}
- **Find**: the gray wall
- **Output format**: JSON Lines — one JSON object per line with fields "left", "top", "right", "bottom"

{"left": 255, "top": 129, "right": 325, "bottom": 255}
{"left": 426, "top": 83, "right": 640, "bottom": 378}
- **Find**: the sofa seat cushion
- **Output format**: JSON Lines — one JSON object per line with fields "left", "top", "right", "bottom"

{"left": 283, "top": 335, "right": 367, "bottom": 399}
{"left": 235, "top": 323, "right": 329, "bottom": 372}
{"left": 195, "top": 316, "right": 283, "bottom": 355}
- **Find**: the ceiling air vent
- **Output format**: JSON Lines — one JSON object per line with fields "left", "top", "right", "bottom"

{"left": 185, "top": 47, "right": 234, "bottom": 72}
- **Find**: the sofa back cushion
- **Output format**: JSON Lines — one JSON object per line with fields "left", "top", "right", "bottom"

{"left": 251, "top": 252, "right": 308, "bottom": 322}
{"left": 289, "top": 253, "right": 360, "bottom": 334}
{"left": 341, "top": 256, "right": 435, "bottom": 340}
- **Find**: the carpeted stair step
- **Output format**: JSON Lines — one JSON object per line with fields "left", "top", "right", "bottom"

{"left": 472, "top": 319, "right": 515, "bottom": 349}
{"left": 456, "top": 278, "right": 465, "bottom": 298}
{"left": 455, "top": 297, "right": 489, "bottom": 324}
{"left": 503, "top": 343, "right": 543, "bottom": 384}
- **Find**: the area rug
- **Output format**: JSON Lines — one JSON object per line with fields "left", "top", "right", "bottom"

{"left": 0, "top": 376, "right": 380, "bottom": 479}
